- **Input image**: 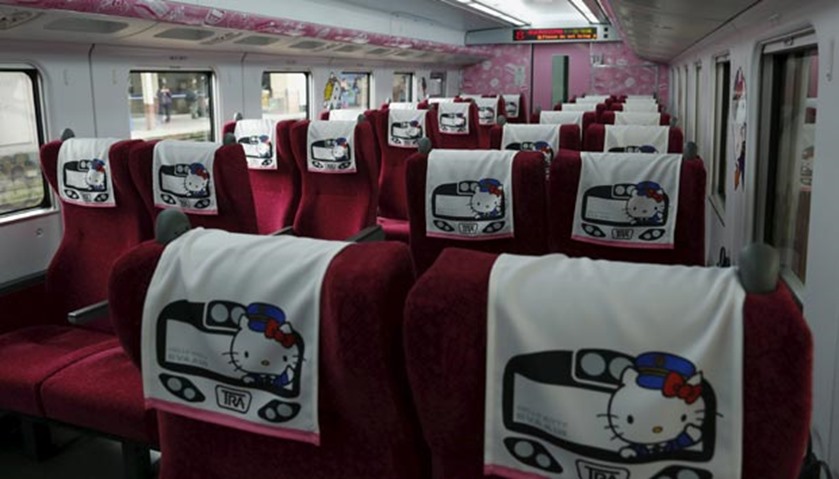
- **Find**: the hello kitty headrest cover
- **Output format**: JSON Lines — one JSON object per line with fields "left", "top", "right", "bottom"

{"left": 57, "top": 138, "right": 121, "bottom": 207}
{"left": 141, "top": 228, "right": 349, "bottom": 444}
{"left": 306, "top": 120, "right": 357, "bottom": 174}
{"left": 152, "top": 140, "right": 219, "bottom": 215}
{"left": 572, "top": 152, "right": 682, "bottom": 249}
{"left": 425, "top": 149, "right": 516, "bottom": 241}
{"left": 484, "top": 253, "right": 744, "bottom": 479}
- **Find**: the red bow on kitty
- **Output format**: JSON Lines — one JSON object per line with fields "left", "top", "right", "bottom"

{"left": 662, "top": 372, "right": 702, "bottom": 404}
{"left": 264, "top": 318, "right": 296, "bottom": 348}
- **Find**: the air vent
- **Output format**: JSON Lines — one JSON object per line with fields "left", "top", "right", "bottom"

{"left": 44, "top": 17, "right": 128, "bottom": 34}
{"left": 154, "top": 28, "right": 215, "bottom": 41}
{"left": 368, "top": 48, "right": 391, "bottom": 55}
{"left": 334, "top": 45, "right": 362, "bottom": 53}
{"left": 414, "top": 52, "right": 432, "bottom": 59}
{"left": 235, "top": 35, "right": 280, "bottom": 46}
{"left": 0, "top": 8, "right": 40, "bottom": 30}
{"left": 395, "top": 51, "right": 414, "bottom": 57}
{"left": 289, "top": 40, "right": 325, "bottom": 50}
{"left": 201, "top": 32, "right": 243, "bottom": 45}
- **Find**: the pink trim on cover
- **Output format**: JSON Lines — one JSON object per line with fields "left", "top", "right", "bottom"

{"left": 307, "top": 168, "right": 357, "bottom": 175}
{"left": 570, "top": 234, "right": 674, "bottom": 250}
{"left": 6, "top": 0, "right": 492, "bottom": 58}
{"left": 427, "top": 231, "right": 514, "bottom": 241}
{"left": 159, "top": 206, "right": 218, "bottom": 216}
{"left": 61, "top": 198, "right": 117, "bottom": 208}
{"left": 146, "top": 398, "right": 321, "bottom": 446}
{"left": 484, "top": 464, "right": 550, "bottom": 479}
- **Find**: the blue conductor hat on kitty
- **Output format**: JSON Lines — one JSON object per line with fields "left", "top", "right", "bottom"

{"left": 634, "top": 181, "right": 665, "bottom": 202}
{"left": 90, "top": 159, "right": 106, "bottom": 172}
{"left": 259, "top": 134, "right": 270, "bottom": 143}
{"left": 188, "top": 162, "right": 209, "bottom": 179}
{"left": 245, "top": 303, "right": 296, "bottom": 348}
{"left": 477, "top": 178, "right": 503, "bottom": 196}
{"left": 639, "top": 145, "right": 658, "bottom": 153}
{"left": 633, "top": 352, "right": 696, "bottom": 390}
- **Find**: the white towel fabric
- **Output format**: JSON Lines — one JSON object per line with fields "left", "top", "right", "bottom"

{"left": 234, "top": 119, "right": 277, "bottom": 170}
{"left": 57, "top": 138, "right": 120, "bottom": 207}
{"left": 540, "top": 111, "right": 583, "bottom": 128}
{"left": 484, "top": 253, "right": 744, "bottom": 479}
{"left": 389, "top": 102, "right": 419, "bottom": 110}
{"left": 604, "top": 125, "right": 670, "bottom": 154}
{"left": 152, "top": 140, "right": 218, "bottom": 215}
{"left": 328, "top": 109, "right": 364, "bottom": 121}
{"left": 561, "top": 103, "right": 595, "bottom": 112}
{"left": 438, "top": 102, "right": 471, "bottom": 135}
{"left": 476, "top": 97, "right": 500, "bottom": 126}
{"left": 572, "top": 152, "right": 681, "bottom": 248}
{"left": 614, "top": 112, "right": 662, "bottom": 126}
{"left": 581, "top": 95, "right": 610, "bottom": 103}
{"left": 428, "top": 97, "right": 456, "bottom": 104}
{"left": 306, "top": 120, "right": 357, "bottom": 174}
{"left": 426, "top": 149, "right": 515, "bottom": 240}
{"left": 622, "top": 103, "right": 660, "bottom": 113}
{"left": 142, "top": 228, "right": 348, "bottom": 445}
{"left": 459, "top": 94, "right": 483, "bottom": 101}
{"left": 501, "top": 124, "right": 559, "bottom": 167}
{"left": 387, "top": 109, "right": 426, "bottom": 148}
{"left": 503, "top": 94, "right": 521, "bottom": 118}
{"left": 627, "top": 95, "right": 655, "bottom": 100}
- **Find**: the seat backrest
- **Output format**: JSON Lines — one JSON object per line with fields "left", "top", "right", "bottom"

{"left": 222, "top": 119, "right": 301, "bottom": 234}
{"left": 475, "top": 96, "right": 504, "bottom": 149}
{"left": 501, "top": 93, "right": 528, "bottom": 124}
{"left": 549, "top": 149, "right": 705, "bottom": 265}
{"left": 600, "top": 111, "right": 672, "bottom": 126}
{"left": 609, "top": 102, "right": 664, "bottom": 113}
{"left": 41, "top": 139, "right": 150, "bottom": 322}
{"left": 488, "top": 124, "right": 581, "bottom": 151}
{"left": 428, "top": 101, "right": 481, "bottom": 150}
{"left": 372, "top": 109, "right": 437, "bottom": 220}
{"left": 129, "top": 142, "right": 258, "bottom": 234}
{"left": 584, "top": 124, "right": 684, "bottom": 153}
{"left": 403, "top": 247, "right": 812, "bottom": 479}
{"left": 290, "top": 119, "right": 379, "bottom": 240}
{"left": 109, "top": 239, "right": 429, "bottom": 479}
{"left": 405, "top": 150, "right": 549, "bottom": 274}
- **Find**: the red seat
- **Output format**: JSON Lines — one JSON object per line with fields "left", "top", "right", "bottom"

{"left": 549, "top": 149, "right": 705, "bottom": 266}
{"left": 488, "top": 124, "right": 581, "bottom": 151}
{"left": 289, "top": 120, "right": 379, "bottom": 240}
{"left": 427, "top": 101, "right": 481, "bottom": 150}
{"left": 404, "top": 248, "right": 811, "bottom": 479}
{"left": 222, "top": 119, "right": 301, "bottom": 234}
{"left": 584, "top": 124, "right": 685, "bottom": 153}
{"left": 405, "top": 150, "right": 549, "bottom": 274}
{"left": 555, "top": 102, "right": 607, "bottom": 123}
{"left": 601, "top": 110, "right": 672, "bottom": 126}
{"left": 109, "top": 239, "right": 428, "bottom": 479}
{"left": 130, "top": 142, "right": 259, "bottom": 234}
{"left": 475, "top": 97, "right": 504, "bottom": 148}
{"left": 500, "top": 93, "right": 528, "bottom": 124}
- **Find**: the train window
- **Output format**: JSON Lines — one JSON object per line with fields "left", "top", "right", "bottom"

{"left": 337, "top": 72, "right": 370, "bottom": 109}
{"left": 393, "top": 72, "right": 413, "bottom": 102}
{"left": 757, "top": 35, "right": 818, "bottom": 288}
{"left": 128, "top": 71, "right": 215, "bottom": 141}
{"left": 713, "top": 58, "right": 731, "bottom": 209}
{"left": 682, "top": 65, "right": 689, "bottom": 130}
{"left": 262, "top": 72, "right": 309, "bottom": 121}
{"left": 0, "top": 70, "right": 48, "bottom": 217}
{"left": 693, "top": 62, "right": 702, "bottom": 143}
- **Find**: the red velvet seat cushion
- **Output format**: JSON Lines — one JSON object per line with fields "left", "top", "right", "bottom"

{"left": 0, "top": 327, "right": 115, "bottom": 416}
{"left": 549, "top": 150, "right": 705, "bottom": 266}
{"left": 377, "top": 216, "right": 410, "bottom": 243}
{"left": 40, "top": 346, "right": 158, "bottom": 444}
{"left": 584, "top": 123, "right": 684, "bottom": 153}
{"left": 404, "top": 248, "right": 812, "bottom": 479}
{"left": 488, "top": 124, "right": 581, "bottom": 152}
{"left": 405, "top": 150, "right": 550, "bottom": 274}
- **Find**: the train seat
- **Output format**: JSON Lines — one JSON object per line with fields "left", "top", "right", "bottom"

{"left": 130, "top": 141, "right": 259, "bottom": 234}
{"left": 289, "top": 119, "right": 379, "bottom": 240}
{"left": 405, "top": 149, "right": 549, "bottom": 274}
{"left": 500, "top": 93, "right": 528, "bottom": 124}
{"left": 601, "top": 110, "right": 672, "bottom": 126}
{"left": 609, "top": 101, "right": 664, "bottom": 113}
{"left": 548, "top": 149, "right": 705, "bottom": 266}
{"left": 584, "top": 124, "right": 685, "bottom": 153}
{"left": 108, "top": 232, "right": 428, "bottom": 479}
{"left": 489, "top": 123, "right": 582, "bottom": 152}
{"left": 403, "top": 247, "right": 811, "bottom": 479}
{"left": 221, "top": 118, "right": 301, "bottom": 235}
{"left": 428, "top": 100, "right": 481, "bottom": 150}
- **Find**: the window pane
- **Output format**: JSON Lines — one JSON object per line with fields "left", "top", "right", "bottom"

{"left": 262, "top": 72, "right": 309, "bottom": 121}
{"left": 128, "top": 71, "right": 214, "bottom": 141}
{"left": 714, "top": 62, "right": 731, "bottom": 204}
{"left": 766, "top": 47, "right": 818, "bottom": 283}
{"left": 0, "top": 71, "right": 46, "bottom": 216}
{"left": 335, "top": 72, "right": 370, "bottom": 109}
{"left": 393, "top": 73, "right": 412, "bottom": 102}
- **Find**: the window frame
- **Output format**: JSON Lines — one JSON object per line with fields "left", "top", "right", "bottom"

{"left": 261, "top": 70, "right": 311, "bottom": 121}
{"left": 393, "top": 72, "right": 414, "bottom": 103}
{"left": 693, "top": 61, "right": 702, "bottom": 144}
{"left": 127, "top": 69, "right": 218, "bottom": 142}
{"left": 0, "top": 68, "right": 51, "bottom": 221}
{"left": 710, "top": 55, "right": 731, "bottom": 220}
{"left": 338, "top": 71, "right": 372, "bottom": 109}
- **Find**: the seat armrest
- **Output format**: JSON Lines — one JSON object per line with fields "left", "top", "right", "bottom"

{"left": 346, "top": 225, "right": 385, "bottom": 243}
{"left": 271, "top": 226, "right": 295, "bottom": 236}
{"left": 68, "top": 300, "right": 109, "bottom": 325}
{"left": 0, "top": 271, "right": 46, "bottom": 297}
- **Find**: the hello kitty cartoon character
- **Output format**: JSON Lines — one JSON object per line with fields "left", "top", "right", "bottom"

{"left": 184, "top": 163, "right": 210, "bottom": 196}
{"left": 470, "top": 178, "right": 504, "bottom": 219}
{"left": 85, "top": 159, "right": 107, "bottom": 191}
{"left": 606, "top": 352, "right": 706, "bottom": 459}
{"left": 626, "top": 181, "right": 666, "bottom": 225}
{"left": 228, "top": 303, "right": 303, "bottom": 396}
{"left": 331, "top": 138, "right": 350, "bottom": 161}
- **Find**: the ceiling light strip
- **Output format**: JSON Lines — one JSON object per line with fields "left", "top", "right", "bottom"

{"left": 441, "top": 0, "right": 529, "bottom": 27}
{"left": 568, "top": 0, "right": 600, "bottom": 24}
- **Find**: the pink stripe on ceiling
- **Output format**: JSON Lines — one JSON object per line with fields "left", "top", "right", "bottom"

{"left": 3, "top": 0, "right": 492, "bottom": 58}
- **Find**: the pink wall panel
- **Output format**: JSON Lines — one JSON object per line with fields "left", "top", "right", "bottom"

{"left": 460, "top": 44, "right": 533, "bottom": 96}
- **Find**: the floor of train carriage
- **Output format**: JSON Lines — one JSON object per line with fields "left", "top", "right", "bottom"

{"left": 0, "top": 415, "right": 160, "bottom": 478}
